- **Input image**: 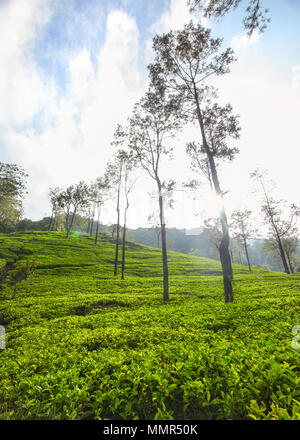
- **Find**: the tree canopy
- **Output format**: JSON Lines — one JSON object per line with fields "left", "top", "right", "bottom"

{"left": 188, "top": 0, "right": 270, "bottom": 36}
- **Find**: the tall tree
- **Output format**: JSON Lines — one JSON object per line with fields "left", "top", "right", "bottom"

{"left": 203, "top": 217, "right": 222, "bottom": 255}
{"left": 129, "top": 86, "right": 183, "bottom": 301}
{"left": 261, "top": 199, "right": 299, "bottom": 274}
{"left": 120, "top": 152, "right": 137, "bottom": 280}
{"left": 229, "top": 238, "right": 244, "bottom": 265}
{"left": 58, "top": 185, "right": 73, "bottom": 235}
{"left": 149, "top": 24, "right": 237, "bottom": 302}
{"left": 0, "top": 197, "right": 23, "bottom": 232}
{"left": 48, "top": 187, "right": 62, "bottom": 231}
{"left": 251, "top": 169, "right": 300, "bottom": 274}
{"left": 262, "top": 236, "right": 298, "bottom": 274}
{"left": 186, "top": 102, "right": 240, "bottom": 189}
{"left": 110, "top": 224, "right": 118, "bottom": 239}
{"left": 186, "top": 142, "right": 213, "bottom": 190}
{"left": 88, "top": 183, "right": 98, "bottom": 237}
{"left": 90, "top": 176, "right": 111, "bottom": 245}
{"left": 148, "top": 211, "right": 162, "bottom": 248}
{"left": 147, "top": 183, "right": 176, "bottom": 249}
{"left": 0, "top": 162, "right": 27, "bottom": 202}
{"left": 186, "top": 101, "right": 240, "bottom": 290}
{"left": 60, "top": 182, "right": 90, "bottom": 238}
{"left": 89, "top": 202, "right": 96, "bottom": 236}
{"left": 188, "top": 0, "right": 270, "bottom": 36}
{"left": 230, "top": 209, "right": 257, "bottom": 272}
{"left": 108, "top": 134, "right": 131, "bottom": 276}
{"left": 0, "top": 162, "right": 27, "bottom": 232}
{"left": 85, "top": 203, "right": 93, "bottom": 234}
{"left": 282, "top": 237, "right": 298, "bottom": 274}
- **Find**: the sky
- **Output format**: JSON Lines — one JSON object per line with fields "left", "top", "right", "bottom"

{"left": 0, "top": 0, "right": 299, "bottom": 230}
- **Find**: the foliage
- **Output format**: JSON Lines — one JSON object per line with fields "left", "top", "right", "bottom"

{"left": 128, "top": 85, "right": 184, "bottom": 301}
{"left": 48, "top": 187, "right": 63, "bottom": 231}
{"left": 0, "top": 232, "right": 299, "bottom": 420}
{"left": 149, "top": 22, "right": 235, "bottom": 112}
{"left": 230, "top": 209, "right": 258, "bottom": 271}
{"left": 8, "top": 260, "right": 36, "bottom": 298}
{"left": 105, "top": 146, "right": 133, "bottom": 276}
{"left": 188, "top": 0, "right": 271, "bottom": 36}
{"left": 149, "top": 21, "right": 238, "bottom": 303}
{"left": 129, "top": 86, "right": 183, "bottom": 180}
{"left": 54, "top": 182, "right": 90, "bottom": 238}
{"left": 0, "top": 197, "right": 23, "bottom": 233}
{"left": 0, "top": 162, "right": 27, "bottom": 232}
{"left": 186, "top": 101, "right": 240, "bottom": 189}
{"left": 0, "top": 162, "right": 27, "bottom": 202}
{"left": 251, "top": 169, "right": 300, "bottom": 274}
{"left": 263, "top": 237, "right": 299, "bottom": 274}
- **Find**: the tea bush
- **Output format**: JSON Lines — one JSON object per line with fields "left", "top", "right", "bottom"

{"left": 0, "top": 231, "right": 299, "bottom": 420}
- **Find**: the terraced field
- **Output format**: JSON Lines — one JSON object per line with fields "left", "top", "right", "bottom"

{"left": 0, "top": 231, "right": 299, "bottom": 420}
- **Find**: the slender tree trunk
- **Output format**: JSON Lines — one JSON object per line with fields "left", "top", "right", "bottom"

{"left": 90, "top": 203, "right": 95, "bottom": 236}
{"left": 193, "top": 85, "right": 233, "bottom": 302}
{"left": 121, "top": 225, "right": 126, "bottom": 280}
{"left": 65, "top": 208, "right": 70, "bottom": 238}
{"left": 67, "top": 208, "right": 77, "bottom": 239}
{"left": 114, "top": 212, "right": 120, "bottom": 275}
{"left": 53, "top": 212, "right": 58, "bottom": 231}
{"left": 48, "top": 209, "right": 54, "bottom": 231}
{"left": 94, "top": 203, "right": 101, "bottom": 245}
{"left": 219, "top": 222, "right": 233, "bottom": 302}
{"left": 87, "top": 217, "right": 91, "bottom": 234}
{"left": 259, "top": 178, "right": 290, "bottom": 274}
{"left": 243, "top": 237, "right": 252, "bottom": 272}
{"left": 285, "top": 251, "right": 294, "bottom": 274}
{"left": 90, "top": 216, "right": 94, "bottom": 236}
{"left": 157, "top": 229, "right": 161, "bottom": 248}
{"left": 55, "top": 214, "right": 59, "bottom": 231}
{"left": 157, "top": 178, "right": 169, "bottom": 302}
{"left": 69, "top": 211, "right": 76, "bottom": 236}
{"left": 276, "top": 234, "right": 290, "bottom": 274}
{"left": 121, "top": 181, "right": 130, "bottom": 280}
{"left": 208, "top": 169, "right": 213, "bottom": 192}
{"left": 114, "top": 172, "right": 122, "bottom": 276}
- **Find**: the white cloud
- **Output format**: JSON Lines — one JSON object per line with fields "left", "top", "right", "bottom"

{"left": 151, "top": 0, "right": 195, "bottom": 34}
{"left": 1, "top": 1, "right": 299, "bottom": 229}
{"left": 0, "top": 0, "right": 52, "bottom": 126}
{"left": 77, "top": 10, "right": 145, "bottom": 176}
{"left": 68, "top": 49, "right": 94, "bottom": 102}
{"left": 2, "top": 7, "right": 146, "bottom": 220}
{"left": 209, "top": 49, "right": 300, "bottom": 218}
{"left": 230, "top": 30, "right": 261, "bottom": 53}
{"left": 145, "top": 0, "right": 210, "bottom": 74}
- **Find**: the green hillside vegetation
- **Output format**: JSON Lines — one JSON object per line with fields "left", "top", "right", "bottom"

{"left": 0, "top": 231, "right": 299, "bottom": 420}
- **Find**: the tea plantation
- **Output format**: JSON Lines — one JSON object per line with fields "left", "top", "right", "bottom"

{"left": 0, "top": 231, "right": 299, "bottom": 420}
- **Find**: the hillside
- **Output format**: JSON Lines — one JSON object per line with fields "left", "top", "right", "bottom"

{"left": 0, "top": 231, "right": 299, "bottom": 420}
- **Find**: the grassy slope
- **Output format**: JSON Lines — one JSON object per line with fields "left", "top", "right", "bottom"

{"left": 0, "top": 231, "right": 299, "bottom": 420}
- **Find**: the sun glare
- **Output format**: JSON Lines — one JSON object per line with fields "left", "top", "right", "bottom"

{"left": 202, "top": 192, "right": 224, "bottom": 218}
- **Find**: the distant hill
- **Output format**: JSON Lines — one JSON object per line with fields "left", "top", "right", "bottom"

{"left": 16, "top": 216, "right": 299, "bottom": 272}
